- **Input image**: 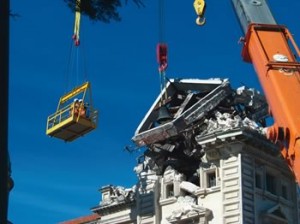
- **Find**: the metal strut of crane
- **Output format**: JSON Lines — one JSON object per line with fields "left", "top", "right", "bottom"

{"left": 46, "top": 0, "right": 98, "bottom": 142}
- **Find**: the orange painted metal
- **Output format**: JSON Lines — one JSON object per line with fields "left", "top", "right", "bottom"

{"left": 242, "top": 24, "right": 300, "bottom": 183}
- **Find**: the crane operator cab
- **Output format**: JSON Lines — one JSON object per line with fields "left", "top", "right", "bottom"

{"left": 46, "top": 82, "right": 98, "bottom": 142}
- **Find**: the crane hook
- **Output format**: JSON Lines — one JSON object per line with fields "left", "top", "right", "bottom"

{"left": 196, "top": 16, "right": 206, "bottom": 26}
{"left": 193, "top": 0, "right": 206, "bottom": 26}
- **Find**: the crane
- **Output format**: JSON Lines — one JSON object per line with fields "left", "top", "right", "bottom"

{"left": 194, "top": 0, "right": 300, "bottom": 184}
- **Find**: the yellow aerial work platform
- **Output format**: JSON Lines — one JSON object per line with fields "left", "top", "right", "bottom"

{"left": 46, "top": 82, "right": 98, "bottom": 142}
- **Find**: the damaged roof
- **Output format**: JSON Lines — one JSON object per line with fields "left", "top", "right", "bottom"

{"left": 131, "top": 78, "right": 270, "bottom": 177}
{"left": 132, "top": 78, "right": 268, "bottom": 147}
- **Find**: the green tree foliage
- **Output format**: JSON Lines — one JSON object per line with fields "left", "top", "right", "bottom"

{"left": 64, "top": 0, "right": 145, "bottom": 23}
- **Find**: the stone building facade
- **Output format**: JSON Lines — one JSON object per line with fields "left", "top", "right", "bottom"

{"left": 91, "top": 79, "right": 300, "bottom": 223}
{"left": 92, "top": 129, "right": 299, "bottom": 223}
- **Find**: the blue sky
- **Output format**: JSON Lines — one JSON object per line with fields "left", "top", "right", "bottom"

{"left": 8, "top": 0, "right": 300, "bottom": 223}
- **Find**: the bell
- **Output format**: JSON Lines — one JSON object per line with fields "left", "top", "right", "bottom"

{"left": 157, "top": 106, "right": 172, "bottom": 124}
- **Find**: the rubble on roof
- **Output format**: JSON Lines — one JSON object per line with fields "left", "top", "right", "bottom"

{"left": 198, "top": 111, "right": 264, "bottom": 137}
{"left": 132, "top": 78, "right": 267, "bottom": 146}
{"left": 99, "top": 185, "right": 135, "bottom": 207}
{"left": 131, "top": 78, "right": 269, "bottom": 179}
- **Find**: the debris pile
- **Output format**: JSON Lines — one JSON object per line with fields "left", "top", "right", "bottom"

{"left": 132, "top": 78, "right": 268, "bottom": 180}
{"left": 134, "top": 156, "right": 159, "bottom": 193}
{"left": 100, "top": 185, "right": 135, "bottom": 207}
{"left": 165, "top": 195, "right": 209, "bottom": 222}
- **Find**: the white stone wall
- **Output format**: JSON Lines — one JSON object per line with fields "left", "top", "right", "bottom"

{"left": 96, "top": 141, "right": 299, "bottom": 224}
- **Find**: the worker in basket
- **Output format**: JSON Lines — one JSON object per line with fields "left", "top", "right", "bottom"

{"left": 78, "top": 99, "right": 87, "bottom": 118}
{"left": 70, "top": 98, "right": 87, "bottom": 118}
{"left": 70, "top": 98, "right": 80, "bottom": 117}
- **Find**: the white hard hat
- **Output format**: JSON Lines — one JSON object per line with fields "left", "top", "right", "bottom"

{"left": 79, "top": 99, "right": 83, "bottom": 102}
{"left": 74, "top": 98, "right": 78, "bottom": 102}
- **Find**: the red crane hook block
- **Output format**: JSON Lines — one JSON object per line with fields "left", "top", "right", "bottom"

{"left": 156, "top": 43, "right": 168, "bottom": 72}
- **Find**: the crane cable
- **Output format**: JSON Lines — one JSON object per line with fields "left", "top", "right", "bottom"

{"left": 157, "top": 0, "right": 168, "bottom": 107}
{"left": 73, "top": 0, "right": 81, "bottom": 87}
{"left": 65, "top": 0, "right": 88, "bottom": 91}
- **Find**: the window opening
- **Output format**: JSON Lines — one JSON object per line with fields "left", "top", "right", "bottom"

{"left": 255, "top": 173, "right": 262, "bottom": 189}
{"left": 281, "top": 185, "right": 288, "bottom": 199}
{"left": 166, "top": 183, "right": 174, "bottom": 198}
{"left": 207, "top": 172, "right": 216, "bottom": 188}
{"left": 266, "top": 173, "right": 276, "bottom": 194}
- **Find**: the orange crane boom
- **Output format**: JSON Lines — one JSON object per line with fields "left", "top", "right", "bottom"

{"left": 243, "top": 24, "right": 300, "bottom": 183}
{"left": 196, "top": 0, "right": 300, "bottom": 183}
{"left": 231, "top": 0, "right": 300, "bottom": 183}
